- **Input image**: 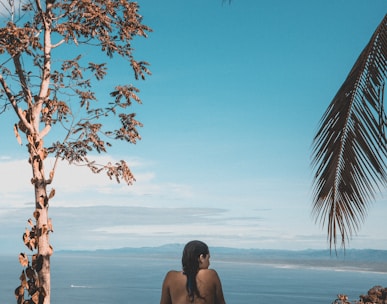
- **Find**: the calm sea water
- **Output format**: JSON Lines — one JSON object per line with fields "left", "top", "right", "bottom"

{"left": 0, "top": 253, "right": 386, "bottom": 304}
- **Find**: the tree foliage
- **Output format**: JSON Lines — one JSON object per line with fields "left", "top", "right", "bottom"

{"left": 311, "top": 14, "right": 387, "bottom": 251}
{"left": 0, "top": 1, "right": 151, "bottom": 303}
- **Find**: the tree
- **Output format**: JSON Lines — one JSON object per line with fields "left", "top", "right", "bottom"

{"left": 0, "top": 1, "right": 151, "bottom": 303}
{"left": 311, "top": 14, "right": 387, "bottom": 250}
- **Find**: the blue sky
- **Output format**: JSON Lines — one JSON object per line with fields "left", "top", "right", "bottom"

{"left": 1, "top": 0, "right": 387, "bottom": 254}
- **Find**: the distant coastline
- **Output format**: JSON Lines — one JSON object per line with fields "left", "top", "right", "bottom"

{"left": 56, "top": 244, "right": 387, "bottom": 274}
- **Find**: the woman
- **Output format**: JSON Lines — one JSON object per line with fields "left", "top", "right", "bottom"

{"left": 160, "top": 240, "right": 226, "bottom": 304}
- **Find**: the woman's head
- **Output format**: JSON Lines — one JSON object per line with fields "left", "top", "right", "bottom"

{"left": 181, "top": 240, "right": 210, "bottom": 302}
{"left": 182, "top": 240, "right": 210, "bottom": 273}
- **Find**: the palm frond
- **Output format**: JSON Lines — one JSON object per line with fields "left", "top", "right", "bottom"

{"left": 311, "top": 14, "right": 387, "bottom": 250}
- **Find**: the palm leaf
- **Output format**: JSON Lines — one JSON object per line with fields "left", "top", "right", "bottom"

{"left": 311, "top": 14, "right": 387, "bottom": 250}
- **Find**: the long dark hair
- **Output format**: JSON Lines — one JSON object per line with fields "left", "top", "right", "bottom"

{"left": 182, "top": 240, "right": 209, "bottom": 302}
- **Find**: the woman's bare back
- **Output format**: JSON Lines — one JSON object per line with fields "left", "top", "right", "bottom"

{"left": 160, "top": 269, "right": 226, "bottom": 304}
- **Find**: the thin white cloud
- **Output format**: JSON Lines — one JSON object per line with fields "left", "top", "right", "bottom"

{"left": 0, "top": 156, "right": 195, "bottom": 208}
{"left": 2, "top": 155, "right": 386, "bottom": 252}
{"left": 43, "top": 205, "right": 323, "bottom": 251}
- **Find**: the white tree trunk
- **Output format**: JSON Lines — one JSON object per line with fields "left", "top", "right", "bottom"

{"left": 32, "top": 139, "right": 51, "bottom": 304}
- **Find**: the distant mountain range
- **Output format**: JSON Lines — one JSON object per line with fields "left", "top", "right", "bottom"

{"left": 57, "top": 244, "right": 387, "bottom": 273}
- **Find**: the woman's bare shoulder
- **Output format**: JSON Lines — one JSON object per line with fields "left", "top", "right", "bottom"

{"left": 165, "top": 270, "right": 181, "bottom": 276}
{"left": 199, "top": 268, "right": 219, "bottom": 274}
{"left": 164, "top": 270, "right": 184, "bottom": 280}
{"left": 197, "top": 268, "right": 220, "bottom": 279}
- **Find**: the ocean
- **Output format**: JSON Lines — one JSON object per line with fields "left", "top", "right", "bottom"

{"left": 0, "top": 252, "right": 386, "bottom": 304}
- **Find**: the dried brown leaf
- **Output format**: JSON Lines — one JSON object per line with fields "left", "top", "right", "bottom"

{"left": 47, "top": 218, "right": 53, "bottom": 232}
{"left": 13, "top": 124, "right": 22, "bottom": 145}
{"left": 23, "top": 231, "right": 29, "bottom": 245}
{"left": 19, "top": 271, "right": 28, "bottom": 289}
{"left": 33, "top": 211, "right": 40, "bottom": 220}
{"left": 32, "top": 254, "right": 43, "bottom": 272}
{"left": 14, "top": 285, "right": 24, "bottom": 297}
{"left": 29, "top": 238, "right": 36, "bottom": 250}
{"left": 25, "top": 266, "right": 35, "bottom": 280}
{"left": 18, "top": 253, "right": 28, "bottom": 267}
{"left": 31, "top": 290, "right": 39, "bottom": 304}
